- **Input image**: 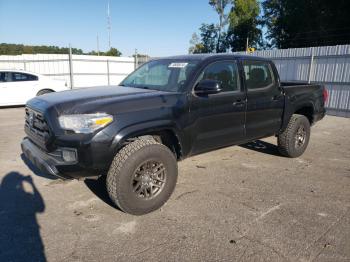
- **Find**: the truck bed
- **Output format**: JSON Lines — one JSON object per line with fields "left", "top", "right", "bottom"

{"left": 280, "top": 81, "right": 326, "bottom": 130}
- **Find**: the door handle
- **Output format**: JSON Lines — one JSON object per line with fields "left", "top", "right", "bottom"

{"left": 233, "top": 99, "right": 245, "bottom": 107}
{"left": 272, "top": 94, "right": 282, "bottom": 101}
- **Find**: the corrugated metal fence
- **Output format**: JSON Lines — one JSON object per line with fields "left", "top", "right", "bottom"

{"left": 1, "top": 45, "right": 349, "bottom": 117}
{"left": 235, "top": 45, "right": 350, "bottom": 117}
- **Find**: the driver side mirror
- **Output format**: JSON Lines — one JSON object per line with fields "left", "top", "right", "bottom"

{"left": 195, "top": 79, "right": 222, "bottom": 95}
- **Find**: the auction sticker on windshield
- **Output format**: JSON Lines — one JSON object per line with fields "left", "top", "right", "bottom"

{"left": 168, "top": 63, "right": 188, "bottom": 68}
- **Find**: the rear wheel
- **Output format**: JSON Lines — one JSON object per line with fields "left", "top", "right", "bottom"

{"left": 106, "top": 138, "right": 178, "bottom": 215}
{"left": 277, "top": 114, "right": 310, "bottom": 158}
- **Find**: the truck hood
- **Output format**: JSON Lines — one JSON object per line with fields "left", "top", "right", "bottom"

{"left": 27, "top": 85, "right": 177, "bottom": 115}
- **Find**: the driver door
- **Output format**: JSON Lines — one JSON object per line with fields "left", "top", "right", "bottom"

{"left": 189, "top": 60, "right": 246, "bottom": 155}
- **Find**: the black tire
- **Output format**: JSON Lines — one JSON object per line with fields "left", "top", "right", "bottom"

{"left": 277, "top": 114, "right": 311, "bottom": 158}
{"left": 37, "top": 89, "right": 53, "bottom": 96}
{"left": 106, "top": 138, "right": 178, "bottom": 215}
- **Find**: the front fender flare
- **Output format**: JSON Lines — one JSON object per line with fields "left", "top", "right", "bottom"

{"left": 110, "top": 120, "right": 184, "bottom": 155}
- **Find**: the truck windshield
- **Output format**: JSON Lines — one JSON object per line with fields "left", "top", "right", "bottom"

{"left": 120, "top": 60, "right": 198, "bottom": 92}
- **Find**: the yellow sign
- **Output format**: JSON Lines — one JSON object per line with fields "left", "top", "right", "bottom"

{"left": 247, "top": 47, "right": 255, "bottom": 53}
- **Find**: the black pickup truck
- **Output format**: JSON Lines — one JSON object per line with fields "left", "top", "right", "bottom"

{"left": 21, "top": 54, "right": 327, "bottom": 215}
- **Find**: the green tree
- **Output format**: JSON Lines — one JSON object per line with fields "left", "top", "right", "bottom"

{"left": 88, "top": 47, "right": 122, "bottom": 56}
{"left": 87, "top": 50, "right": 99, "bottom": 56}
{"left": 209, "top": 0, "right": 230, "bottom": 52}
{"left": 201, "top": 23, "right": 219, "bottom": 53}
{"left": 0, "top": 43, "right": 84, "bottom": 55}
{"left": 105, "top": 47, "right": 122, "bottom": 56}
{"left": 262, "top": 0, "right": 350, "bottom": 48}
{"left": 189, "top": 23, "right": 231, "bottom": 54}
{"left": 189, "top": 0, "right": 264, "bottom": 53}
{"left": 189, "top": 33, "right": 201, "bottom": 53}
{"left": 0, "top": 43, "right": 123, "bottom": 56}
{"left": 189, "top": 24, "right": 219, "bottom": 53}
{"left": 227, "top": 0, "right": 261, "bottom": 52}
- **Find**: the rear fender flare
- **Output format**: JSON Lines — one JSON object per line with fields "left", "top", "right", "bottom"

{"left": 281, "top": 100, "right": 315, "bottom": 132}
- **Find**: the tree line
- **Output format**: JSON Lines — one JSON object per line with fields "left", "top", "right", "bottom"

{"left": 189, "top": 0, "right": 350, "bottom": 53}
{"left": 0, "top": 43, "right": 122, "bottom": 56}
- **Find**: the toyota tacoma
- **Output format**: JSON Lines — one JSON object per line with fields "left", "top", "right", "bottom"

{"left": 21, "top": 54, "right": 327, "bottom": 215}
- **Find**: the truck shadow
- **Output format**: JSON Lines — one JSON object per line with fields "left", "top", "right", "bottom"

{"left": 21, "top": 153, "right": 119, "bottom": 211}
{"left": 21, "top": 153, "right": 58, "bottom": 180}
{"left": 0, "top": 172, "right": 46, "bottom": 262}
{"left": 240, "top": 140, "right": 282, "bottom": 157}
{"left": 84, "top": 176, "right": 120, "bottom": 210}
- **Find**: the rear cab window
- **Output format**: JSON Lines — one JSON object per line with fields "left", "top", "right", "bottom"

{"left": 242, "top": 60, "right": 275, "bottom": 90}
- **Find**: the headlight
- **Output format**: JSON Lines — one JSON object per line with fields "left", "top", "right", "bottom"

{"left": 58, "top": 113, "right": 113, "bottom": 134}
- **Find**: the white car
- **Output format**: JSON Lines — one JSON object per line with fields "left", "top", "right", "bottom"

{"left": 0, "top": 70, "right": 69, "bottom": 106}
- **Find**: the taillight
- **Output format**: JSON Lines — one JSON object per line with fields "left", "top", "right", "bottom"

{"left": 323, "top": 88, "right": 328, "bottom": 103}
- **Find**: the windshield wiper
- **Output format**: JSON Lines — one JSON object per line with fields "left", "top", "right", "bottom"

{"left": 119, "top": 84, "right": 153, "bottom": 90}
{"left": 135, "top": 86, "right": 152, "bottom": 90}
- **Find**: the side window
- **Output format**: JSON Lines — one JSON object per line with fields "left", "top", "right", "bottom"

{"left": 243, "top": 61, "right": 274, "bottom": 90}
{"left": 197, "top": 61, "right": 240, "bottom": 92}
{"left": 11, "top": 73, "right": 38, "bottom": 82}
{"left": 26, "top": 73, "right": 38, "bottom": 81}
{"left": 0, "top": 72, "right": 12, "bottom": 82}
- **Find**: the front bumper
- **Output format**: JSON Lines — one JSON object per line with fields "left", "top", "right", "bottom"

{"left": 21, "top": 138, "right": 99, "bottom": 179}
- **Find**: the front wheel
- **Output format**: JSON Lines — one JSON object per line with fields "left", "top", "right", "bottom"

{"left": 106, "top": 138, "right": 178, "bottom": 215}
{"left": 277, "top": 114, "right": 311, "bottom": 158}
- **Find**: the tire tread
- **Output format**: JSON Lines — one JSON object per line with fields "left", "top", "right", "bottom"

{"left": 106, "top": 138, "right": 176, "bottom": 214}
{"left": 277, "top": 114, "right": 310, "bottom": 158}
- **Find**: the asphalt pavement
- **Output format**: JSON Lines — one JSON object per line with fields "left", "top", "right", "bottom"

{"left": 0, "top": 107, "right": 349, "bottom": 262}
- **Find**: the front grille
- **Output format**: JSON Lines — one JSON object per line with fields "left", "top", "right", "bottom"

{"left": 25, "top": 107, "right": 51, "bottom": 149}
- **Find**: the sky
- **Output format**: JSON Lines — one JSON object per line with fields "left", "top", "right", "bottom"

{"left": 0, "top": 0, "right": 220, "bottom": 57}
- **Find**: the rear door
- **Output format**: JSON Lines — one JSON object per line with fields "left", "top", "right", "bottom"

{"left": 12, "top": 72, "right": 39, "bottom": 104}
{"left": 4, "top": 72, "right": 39, "bottom": 105}
{"left": 242, "top": 60, "right": 284, "bottom": 139}
{"left": 189, "top": 59, "right": 246, "bottom": 154}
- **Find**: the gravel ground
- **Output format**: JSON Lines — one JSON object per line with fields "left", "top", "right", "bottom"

{"left": 0, "top": 107, "right": 349, "bottom": 262}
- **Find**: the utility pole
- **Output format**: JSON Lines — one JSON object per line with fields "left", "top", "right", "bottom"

{"left": 134, "top": 49, "right": 138, "bottom": 69}
{"left": 308, "top": 48, "right": 315, "bottom": 84}
{"left": 96, "top": 34, "right": 100, "bottom": 56}
{"left": 107, "top": 0, "right": 111, "bottom": 50}
{"left": 246, "top": 37, "right": 249, "bottom": 53}
{"left": 68, "top": 44, "right": 74, "bottom": 89}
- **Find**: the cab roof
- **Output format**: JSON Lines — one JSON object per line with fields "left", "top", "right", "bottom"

{"left": 159, "top": 53, "right": 271, "bottom": 61}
